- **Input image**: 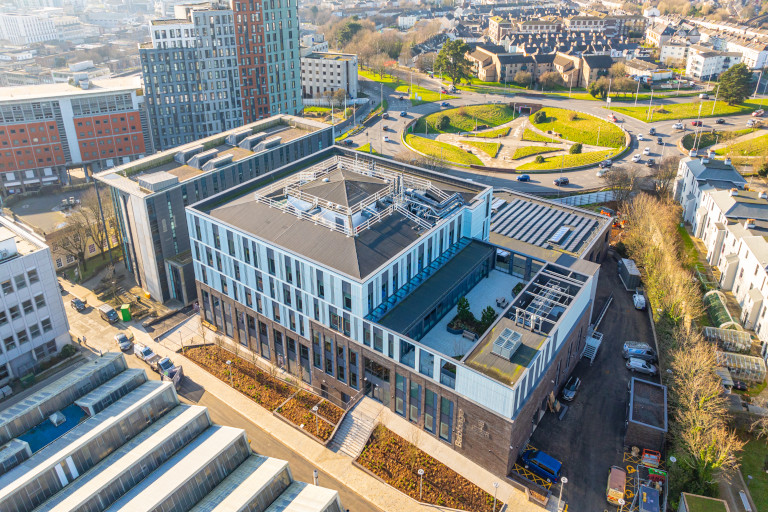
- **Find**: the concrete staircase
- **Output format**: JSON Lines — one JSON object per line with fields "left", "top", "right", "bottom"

{"left": 330, "top": 397, "right": 383, "bottom": 458}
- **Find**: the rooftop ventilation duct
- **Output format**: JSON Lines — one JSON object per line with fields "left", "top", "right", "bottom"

{"left": 187, "top": 148, "right": 219, "bottom": 169}
{"left": 174, "top": 144, "right": 204, "bottom": 164}
{"left": 225, "top": 128, "right": 253, "bottom": 146}
{"left": 724, "top": 157, "right": 732, "bottom": 165}
{"left": 202, "top": 154, "right": 233, "bottom": 171}
{"left": 239, "top": 132, "right": 267, "bottom": 150}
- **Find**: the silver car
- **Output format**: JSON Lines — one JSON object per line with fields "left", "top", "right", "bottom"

{"left": 626, "top": 357, "right": 658, "bottom": 376}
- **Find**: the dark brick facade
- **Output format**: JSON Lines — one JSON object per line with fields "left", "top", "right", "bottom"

{"left": 196, "top": 281, "right": 592, "bottom": 478}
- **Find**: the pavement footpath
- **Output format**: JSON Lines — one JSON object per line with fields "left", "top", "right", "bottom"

{"left": 60, "top": 278, "right": 552, "bottom": 512}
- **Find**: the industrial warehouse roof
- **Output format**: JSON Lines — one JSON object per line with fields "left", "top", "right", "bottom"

{"left": 0, "top": 353, "right": 342, "bottom": 512}
{"left": 196, "top": 148, "right": 487, "bottom": 281}
{"left": 489, "top": 189, "right": 610, "bottom": 261}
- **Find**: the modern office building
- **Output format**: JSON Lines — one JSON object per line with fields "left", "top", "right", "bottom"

{"left": 0, "top": 352, "right": 344, "bottom": 512}
{"left": 0, "top": 77, "right": 152, "bottom": 194}
{"left": 140, "top": 4, "right": 244, "bottom": 151}
{"left": 0, "top": 13, "right": 58, "bottom": 45}
{"left": 301, "top": 53, "right": 359, "bottom": 100}
{"left": 186, "top": 147, "right": 605, "bottom": 477}
{"left": 94, "top": 115, "right": 332, "bottom": 304}
{"left": 140, "top": 0, "right": 303, "bottom": 149}
{"left": 0, "top": 216, "right": 69, "bottom": 385}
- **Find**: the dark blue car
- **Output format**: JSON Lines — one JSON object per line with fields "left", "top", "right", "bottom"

{"left": 521, "top": 449, "right": 562, "bottom": 482}
{"left": 517, "top": 174, "right": 530, "bottom": 182}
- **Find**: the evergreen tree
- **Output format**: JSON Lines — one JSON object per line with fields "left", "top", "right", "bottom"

{"left": 718, "top": 63, "right": 753, "bottom": 105}
{"left": 434, "top": 39, "right": 473, "bottom": 85}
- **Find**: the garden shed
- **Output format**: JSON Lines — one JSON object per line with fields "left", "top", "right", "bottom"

{"left": 703, "top": 326, "right": 751, "bottom": 353}
{"left": 715, "top": 351, "right": 766, "bottom": 383}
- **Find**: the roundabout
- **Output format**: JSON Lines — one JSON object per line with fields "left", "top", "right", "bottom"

{"left": 402, "top": 104, "right": 629, "bottom": 173}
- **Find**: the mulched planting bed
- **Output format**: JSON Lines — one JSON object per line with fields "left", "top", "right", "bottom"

{"left": 276, "top": 391, "right": 335, "bottom": 440}
{"left": 184, "top": 346, "right": 343, "bottom": 440}
{"left": 357, "top": 425, "right": 499, "bottom": 511}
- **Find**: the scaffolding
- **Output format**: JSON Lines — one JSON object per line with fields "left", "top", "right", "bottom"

{"left": 703, "top": 327, "right": 752, "bottom": 353}
{"left": 715, "top": 351, "right": 767, "bottom": 383}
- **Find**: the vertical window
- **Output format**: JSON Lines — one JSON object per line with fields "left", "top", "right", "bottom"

{"left": 349, "top": 350, "right": 359, "bottom": 390}
{"left": 312, "top": 330, "right": 322, "bottom": 368}
{"left": 395, "top": 373, "right": 406, "bottom": 416}
{"left": 400, "top": 340, "right": 415, "bottom": 368}
{"left": 424, "top": 389, "right": 437, "bottom": 433}
{"left": 419, "top": 351, "right": 434, "bottom": 377}
{"left": 342, "top": 281, "right": 352, "bottom": 311}
{"left": 410, "top": 382, "right": 422, "bottom": 423}
{"left": 439, "top": 397, "right": 454, "bottom": 442}
{"left": 324, "top": 336, "right": 334, "bottom": 376}
{"left": 373, "top": 327, "right": 383, "bottom": 353}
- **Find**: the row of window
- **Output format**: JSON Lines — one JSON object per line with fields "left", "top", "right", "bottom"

{"left": 1, "top": 317, "right": 54, "bottom": 353}
{"left": 395, "top": 373, "right": 454, "bottom": 442}
{"left": 1, "top": 269, "right": 40, "bottom": 296}
{"left": 0, "top": 293, "right": 46, "bottom": 325}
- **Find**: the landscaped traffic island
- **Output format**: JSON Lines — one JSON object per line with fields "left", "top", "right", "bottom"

{"left": 680, "top": 127, "right": 755, "bottom": 151}
{"left": 357, "top": 425, "right": 500, "bottom": 512}
{"left": 716, "top": 133, "right": 768, "bottom": 157}
{"left": 529, "top": 107, "right": 625, "bottom": 148}
{"left": 412, "top": 104, "right": 517, "bottom": 134}
{"left": 405, "top": 134, "right": 483, "bottom": 165}
{"left": 511, "top": 146, "right": 560, "bottom": 160}
{"left": 183, "top": 344, "right": 344, "bottom": 441}
{"left": 610, "top": 100, "right": 762, "bottom": 122}
{"left": 517, "top": 148, "right": 622, "bottom": 171}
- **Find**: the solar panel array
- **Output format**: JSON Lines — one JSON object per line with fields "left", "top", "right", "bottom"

{"left": 492, "top": 327, "right": 522, "bottom": 360}
{"left": 491, "top": 199, "right": 600, "bottom": 253}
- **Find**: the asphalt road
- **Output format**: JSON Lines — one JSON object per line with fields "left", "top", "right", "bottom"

{"left": 62, "top": 286, "right": 381, "bottom": 512}
{"left": 351, "top": 73, "right": 764, "bottom": 194}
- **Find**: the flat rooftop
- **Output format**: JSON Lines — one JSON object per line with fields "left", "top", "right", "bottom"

{"left": 0, "top": 76, "right": 141, "bottom": 102}
{"left": 196, "top": 148, "right": 486, "bottom": 280}
{"left": 629, "top": 377, "right": 668, "bottom": 431}
{"left": 95, "top": 115, "right": 330, "bottom": 197}
{"left": 0, "top": 222, "right": 42, "bottom": 258}
{"left": 378, "top": 240, "right": 496, "bottom": 335}
{"left": 464, "top": 263, "right": 589, "bottom": 385}
{"left": 490, "top": 189, "right": 609, "bottom": 260}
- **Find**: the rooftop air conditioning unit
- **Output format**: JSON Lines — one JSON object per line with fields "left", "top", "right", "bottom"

{"left": 730, "top": 188, "right": 738, "bottom": 196}
{"left": 746, "top": 218, "right": 756, "bottom": 228}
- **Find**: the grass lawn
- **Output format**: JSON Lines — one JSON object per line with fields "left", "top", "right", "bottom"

{"left": 677, "top": 224, "right": 699, "bottom": 269}
{"left": 522, "top": 129, "right": 558, "bottom": 143}
{"left": 681, "top": 128, "right": 756, "bottom": 150}
{"left": 405, "top": 135, "right": 482, "bottom": 166}
{"left": 531, "top": 107, "right": 625, "bottom": 148}
{"left": 681, "top": 495, "right": 730, "bottom": 512}
{"left": 741, "top": 437, "right": 768, "bottom": 511}
{"left": 58, "top": 247, "right": 124, "bottom": 283}
{"left": 465, "top": 126, "right": 510, "bottom": 138}
{"left": 356, "top": 143, "right": 379, "bottom": 155}
{"left": 359, "top": 69, "right": 404, "bottom": 88}
{"left": 408, "top": 85, "right": 456, "bottom": 105}
{"left": 610, "top": 100, "right": 762, "bottom": 122}
{"left": 463, "top": 140, "right": 500, "bottom": 157}
{"left": 517, "top": 148, "right": 621, "bottom": 171}
{"left": 412, "top": 104, "right": 516, "bottom": 134}
{"left": 304, "top": 106, "right": 330, "bottom": 113}
{"left": 716, "top": 133, "right": 768, "bottom": 156}
{"left": 512, "top": 146, "right": 560, "bottom": 160}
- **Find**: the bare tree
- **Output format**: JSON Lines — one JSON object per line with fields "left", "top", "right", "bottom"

{"left": 655, "top": 156, "right": 681, "bottom": 198}
{"left": 79, "top": 187, "right": 115, "bottom": 258}
{"left": 58, "top": 213, "right": 90, "bottom": 274}
{"left": 601, "top": 166, "right": 641, "bottom": 209}
{"left": 609, "top": 62, "right": 626, "bottom": 78}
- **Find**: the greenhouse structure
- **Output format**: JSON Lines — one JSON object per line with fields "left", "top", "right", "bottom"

{"left": 715, "top": 351, "right": 766, "bottom": 383}
{"left": 703, "top": 327, "right": 751, "bottom": 353}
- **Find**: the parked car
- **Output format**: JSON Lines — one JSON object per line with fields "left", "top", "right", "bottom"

{"left": 441, "top": 102, "right": 450, "bottom": 107}
{"left": 637, "top": 134, "right": 645, "bottom": 141}
{"left": 97, "top": 303, "right": 119, "bottom": 323}
{"left": 383, "top": 136, "right": 389, "bottom": 142}
{"left": 134, "top": 343, "right": 156, "bottom": 362}
{"left": 606, "top": 466, "right": 627, "bottom": 505}
{"left": 70, "top": 298, "right": 87, "bottom": 311}
{"left": 632, "top": 154, "right": 641, "bottom": 163}
{"left": 599, "top": 160, "right": 613, "bottom": 168}
{"left": 633, "top": 291, "right": 647, "bottom": 310}
{"left": 553, "top": 177, "right": 569, "bottom": 186}
{"left": 642, "top": 147, "right": 650, "bottom": 155}
{"left": 752, "top": 109, "right": 765, "bottom": 117}
{"left": 626, "top": 357, "right": 658, "bottom": 376}
{"left": 656, "top": 137, "right": 663, "bottom": 145}
{"left": 623, "top": 341, "right": 657, "bottom": 362}
{"left": 114, "top": 332, "right": 134, "bottom": 351}
{"left": 521, "top": 449, "right": 562, "bottom": 482}
{"left": 516, "top": 174, "right": 530, "bottom": 182}
{"left": 649, "top": 127, "right": 656, "bottom": 135}
{"left": 747, "top": 119, "right": 756, "bottom": 127}
{"left": 342, "top": 139, "right": 355, "bottom": 146}
{"left": 732, "top": 381, "right": 748, "bottom": 391}
{"left": 646, "top": 158, "right": 656, "bottom": 167}
{"left": 699, "top": 93, "right": 709, "bottom": 99}
{"left": 382, "top": 112, "right": 390, "bottom": 119}
{"left": 691, "top": 120, "right": 703, "bottom": 127}
{"left": 561, "top": 376, "right": 581, "bottom": 402}
{"left": 673, "top": 122, "right": 684, "bottom": 130}
{"left": 399, "top": 111, "right": 407, "bottom": 117}
{"left": 715, "top": 118, "right": 726, "bottom": 124}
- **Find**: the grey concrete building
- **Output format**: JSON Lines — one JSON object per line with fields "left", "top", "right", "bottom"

{"left": 140, "top": 4, "right": 244, "bottom": 151}
{"left": 0, "top": 352, "right": 344, "bottom": 512}
{"left": 0, "top": 217, "right": 69, "bottom": 385}
{"left": 94, "top": 115, "right": 332, "bottom": 304}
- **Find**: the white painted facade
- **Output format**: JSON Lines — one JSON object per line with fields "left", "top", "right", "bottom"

{"left": 300, "top": 53, "right": 359, "bottom": 99}
{"left": 0, "top": 218, "right": 70, "bottom": 385}
{"left": 685, "top": 45, "right": 742, "bottom": 81}
{"left": 0, "top": 13, "right": 57, "bottom": 45}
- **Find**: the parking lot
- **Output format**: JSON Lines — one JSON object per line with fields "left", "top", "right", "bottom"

{"left": 525, "top": 253, "right": 660, "bottom": 511}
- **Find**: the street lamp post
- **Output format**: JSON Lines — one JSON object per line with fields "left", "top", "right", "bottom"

{"left": 226, "top": 360, "right": 233, "bottom": 387}
{"left": 647, "top": 87, "right": 655, "bottom": 121}
{"left": 179, "top": 331, "right": 184, "bottom": 354}
{"left": 754, "top": 69, "right": 764, "bottom": 98}
{"left": 711, "top": 83, "right": 721, "bottom": 115}
{"left": 557, "top": 476, "right": 568, "bottom": 512}
{"left": 418, "top": 469, "right": 425, "bottom": 501}
{"left": 634, "top": 80, "right": 641, "bottom": 107}
{"left": 492, "top": 482, "right": 500, "bottom": 512}
{"left": 606, "top": 78, "right": 613, "bottom": 107}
